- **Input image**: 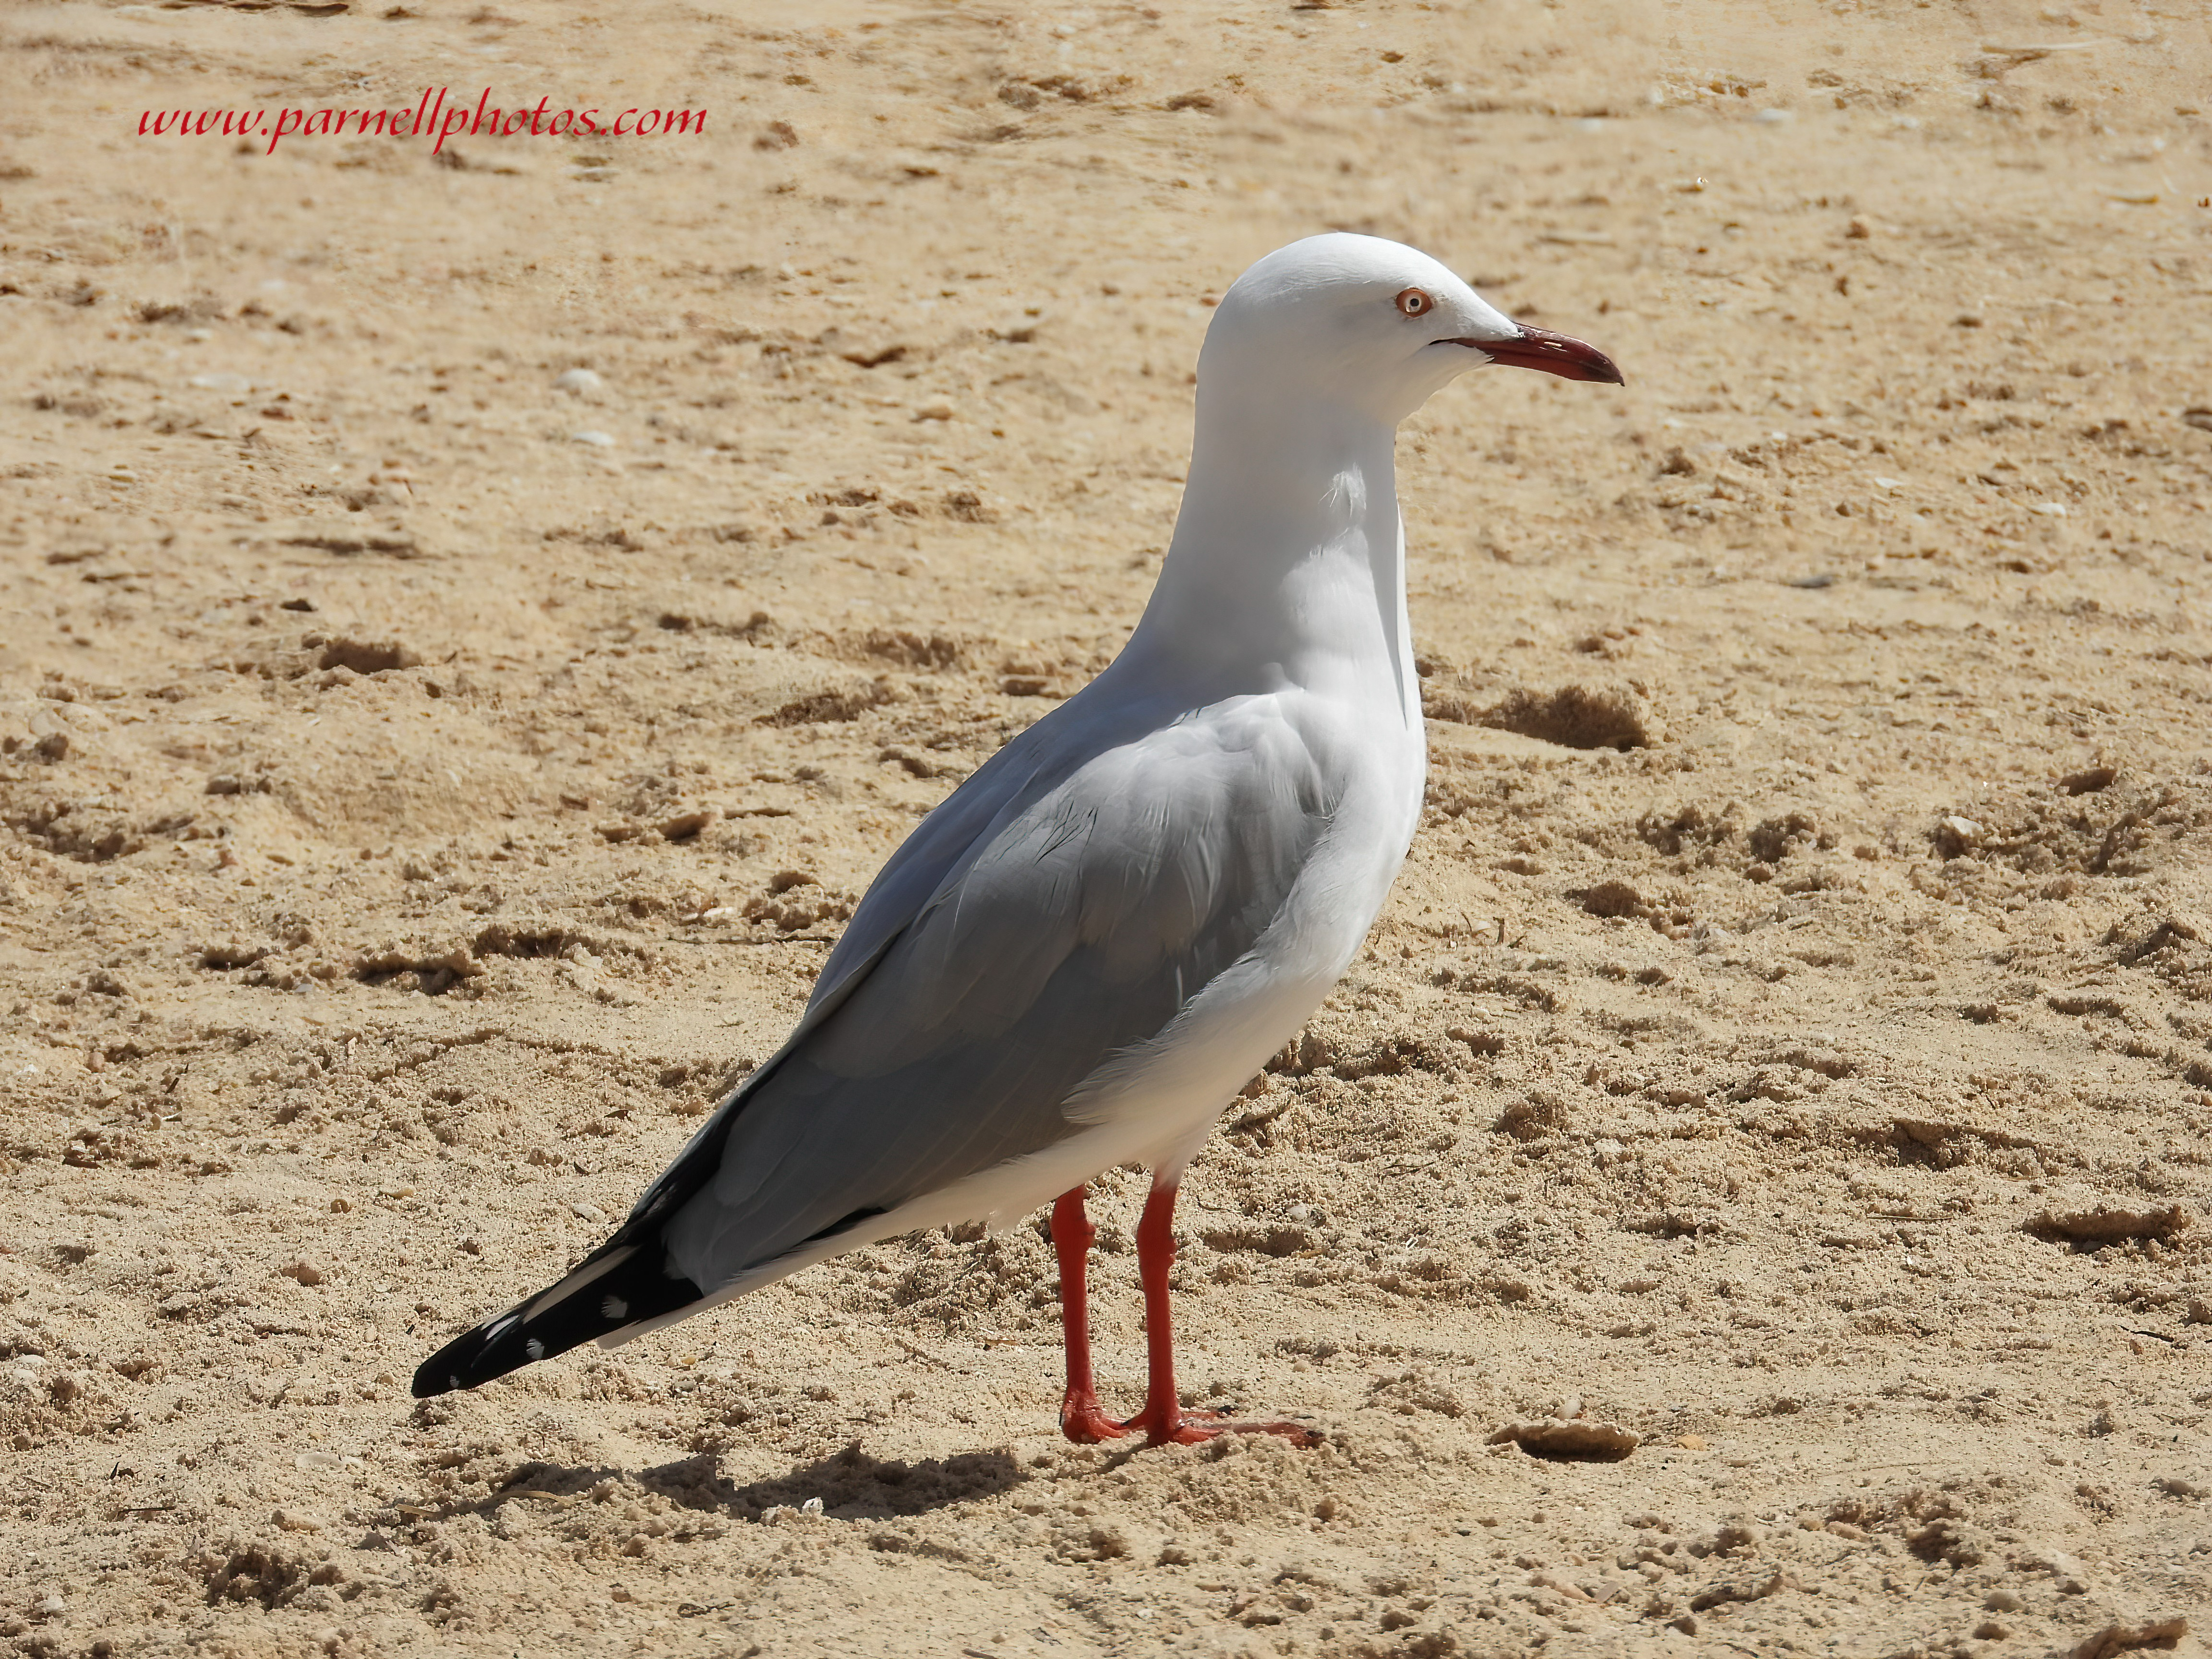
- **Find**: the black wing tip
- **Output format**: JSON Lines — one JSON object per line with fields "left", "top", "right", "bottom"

{"left": 409, "top": 1319, "right": 525, "bottom": 1397}
{"left": 410, "top": 1334, "right": 498, "bottom": 1397}
{"left": 409, "top": 1251, "right": 706, "bottom": 1400}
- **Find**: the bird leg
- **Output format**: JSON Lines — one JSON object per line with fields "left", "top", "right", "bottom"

{"left": 1053, "top": 1187, "right": 1126, "bottom": 1443}
{"left": 1120, "top": 1178, "right": 1319, "bottom": 1449}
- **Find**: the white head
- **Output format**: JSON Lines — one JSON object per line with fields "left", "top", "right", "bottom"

{"left": 1198, "top": 232, "right": 1622, "bottom": 427}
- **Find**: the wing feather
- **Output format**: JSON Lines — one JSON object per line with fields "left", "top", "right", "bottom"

{"left": 655, "top": 696, "right": 1334, "bottom": 1287}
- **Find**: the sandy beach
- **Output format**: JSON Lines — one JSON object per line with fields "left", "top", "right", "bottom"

{"left": 1, "top": 1, "right": 2208, "bottom": 1654}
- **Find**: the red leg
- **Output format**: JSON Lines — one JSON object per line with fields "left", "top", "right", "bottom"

{"left": 1053, "top": 1188, "right": 1125, "bottom": 1443}
{"left": 1121, "top": 1179, "right": 1319, "bottom": 1449}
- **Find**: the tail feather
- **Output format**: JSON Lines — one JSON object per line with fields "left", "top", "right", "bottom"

{"left": 411, "top": 1245, "right": 704, "bottom": 1398}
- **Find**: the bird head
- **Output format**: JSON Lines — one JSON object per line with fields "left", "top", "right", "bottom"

{"left": 1199, "top": 232, "right": 1623, "bottom": 426}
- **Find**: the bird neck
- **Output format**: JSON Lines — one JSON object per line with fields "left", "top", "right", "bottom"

{"left": 1127, "top": 392, "right": 1413, "bottom": 712}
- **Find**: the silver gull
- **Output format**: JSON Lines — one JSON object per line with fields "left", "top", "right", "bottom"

{"left": 414, "top": 232, "right": 1622, "bottom": 1446}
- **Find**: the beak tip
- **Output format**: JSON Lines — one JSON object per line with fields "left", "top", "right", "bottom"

{"left": 1468, "top": 324, "right": 1623, "bottom": 387}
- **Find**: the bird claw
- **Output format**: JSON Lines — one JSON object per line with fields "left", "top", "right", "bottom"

{"left": 1122, "top": 1404, "right": 1321, "bottom": 1449}
{"left": 1061, "top": 1392, "right": 1318, "bottom": 1448}
{"left": 1059, "top": 1390, "right": 1130, "bottom": 1444}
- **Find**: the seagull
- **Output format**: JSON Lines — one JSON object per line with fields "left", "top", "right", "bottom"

{"left": 413, "top": 233, "right": 1622, "bottom": 1445}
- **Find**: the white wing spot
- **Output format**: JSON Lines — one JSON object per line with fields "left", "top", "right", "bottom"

{"left": 525, "top": 1338, "right": 545, "bottom": 1362}
{"left": 601, "top": 1295, "right": 629, "bottom": 1321}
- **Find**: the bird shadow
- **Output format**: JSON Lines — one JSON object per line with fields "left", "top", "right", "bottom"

{"left": 429, "top": 1442, "right": 1031, "bottom": 1527}
{"left": 719, "top": 1441, "right": 1033, "bottom": 1520}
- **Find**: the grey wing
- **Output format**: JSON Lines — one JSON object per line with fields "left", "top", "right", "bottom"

{"left": 792, "top": 685, "right": 1128, "bottom": 1018}
{"left": 598, "top": 701, "right": 1084, "bottom": 1246}
{"left": 653, "top": 704, "right": 1334, "bottom": 1288}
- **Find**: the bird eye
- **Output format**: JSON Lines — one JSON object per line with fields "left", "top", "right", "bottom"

{"left": 1396, "top": 288, "right": 1433, "bottom": 317}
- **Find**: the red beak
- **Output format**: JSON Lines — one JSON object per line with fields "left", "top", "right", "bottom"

{"left": 1459, "top": 325, "right": 1624, "bottom": 386}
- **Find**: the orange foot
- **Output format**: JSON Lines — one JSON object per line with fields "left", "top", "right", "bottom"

{"left": 1122, "top": 1401, "right": 1321, "bottom": 1449}
{"left": 1059, "top": 1388, "right": 1130, "bottom": 1444}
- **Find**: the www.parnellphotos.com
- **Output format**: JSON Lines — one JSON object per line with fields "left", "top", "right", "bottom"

{"left": 137, "top": 87, "right": 707, "bottom": 156}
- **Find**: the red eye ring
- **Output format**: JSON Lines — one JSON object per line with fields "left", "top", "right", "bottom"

{"left": 1396, "top": 288, "right": 1433, "bottom": 317}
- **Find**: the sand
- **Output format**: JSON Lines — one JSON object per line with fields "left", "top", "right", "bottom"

{"left": 2, "top": 1, "right": 2209, "bottom": 1655}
